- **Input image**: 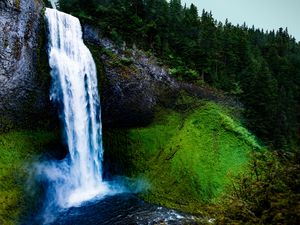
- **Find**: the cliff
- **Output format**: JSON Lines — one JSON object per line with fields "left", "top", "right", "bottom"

{"left": 0, "top": 3, "right": 259, "bottom": 222}
{"left": 83, "top": 24, "right": 238, "bottom": 128}
{"left": 0, "top": 0, "right": 55, "bottom": 132}
{"left": 82, "top": 24, "right": 260, "bottom": 213}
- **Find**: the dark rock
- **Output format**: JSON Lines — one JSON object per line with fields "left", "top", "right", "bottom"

{"left": 83, "top": 25, "right": 179, "bottom": 128}
{"left": 0, "top": 3, "right": 238, "bottom": 132}
{"left": 0, "top": 0, "right": 56, "bottom": 131}
{"left": 83, "top": 25, "right": 240, "bottom": 128}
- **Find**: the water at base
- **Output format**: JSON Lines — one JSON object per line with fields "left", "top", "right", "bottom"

{"left": 36, "top": 8, "right": 115, "bottom": 221}
{"left": 22, "top": 194, "right": 199, "bottom": 225}
{"left": 33, "top": 7, "right": 201, "bottom": 225}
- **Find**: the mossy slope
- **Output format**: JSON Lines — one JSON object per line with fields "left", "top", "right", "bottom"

{"left": 104, "top": 102, "right": 260, "bottom": 213}
{"left": 0, "top": 131, "right": 58, "bottom": 225}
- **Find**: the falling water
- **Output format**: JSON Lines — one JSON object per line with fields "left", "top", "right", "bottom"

{"left": 49, "top": 0, "right": 58, "bottom": 9}
{"left": 42, "top": 8, "right": 109, "bottom": 208}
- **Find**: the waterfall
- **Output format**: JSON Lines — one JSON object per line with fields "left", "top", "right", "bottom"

{"left": 49, "top": 0, "right": 58, "bottom": 9}
{"left": 42, "top": 8, "right": 109, "bottom": 208}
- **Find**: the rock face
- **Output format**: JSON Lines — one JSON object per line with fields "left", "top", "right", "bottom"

{"left": 82, "top": 25, "right": 256, "bottom": 214}
{"left": 83, "top": 25, "right": 239, "bottom": 128}
{"left": 0, "top": 3, "right": 235, "bottom": 132}
{"left": 83, "top": 25, "right": 180, "bottom": 127}
{"left": 0, "top": 0, "right": 55, "bottom": 131}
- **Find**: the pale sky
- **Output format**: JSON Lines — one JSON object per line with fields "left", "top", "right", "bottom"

{"left": 181, "top": 0, "right": 300, "bottom": 41}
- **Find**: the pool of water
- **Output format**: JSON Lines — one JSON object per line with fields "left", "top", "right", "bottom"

{"left": 22, "top": 194, "right": 200, "bottom": 225}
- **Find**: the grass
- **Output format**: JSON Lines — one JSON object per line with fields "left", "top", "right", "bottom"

{"left": 0, "top": 101, "right": 260, "bottom": 224}
{"left": 105, "top": 101, "right": 261, "bottom": 213}
{"left": 0, "top": 131, "right": 58, "bottom": 225}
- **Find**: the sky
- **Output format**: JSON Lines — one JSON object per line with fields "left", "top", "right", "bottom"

{"left": 181, "top": 0, "right": 300, "bottom": 41}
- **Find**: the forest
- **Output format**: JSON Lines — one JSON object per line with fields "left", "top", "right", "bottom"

{"left": 59, "top": 0, "right": 300, "bottom": 151}
{"left": 56, "top": 1, "right": 300, "bottom": 223}
{"left": 0, "top": 0, "right": 299, "bottom": 224}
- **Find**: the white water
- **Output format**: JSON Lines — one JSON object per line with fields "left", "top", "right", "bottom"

{"left": 49, "top": 0, "right": 58, "bottom": 9}
{"left": 43, "top": 8, "right": 109, "bottom": 208}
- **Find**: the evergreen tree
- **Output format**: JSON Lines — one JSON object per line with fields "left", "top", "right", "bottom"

{"left": 59, "top": 0, "right": 300, "bottom": 150}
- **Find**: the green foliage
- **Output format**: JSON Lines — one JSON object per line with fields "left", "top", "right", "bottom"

{"left": 216, "top": 150, "right": 300, "bottom": 224}
{"left": 58, "top": 0, "right": 300, "bottom": 151}
{"left": 104, "top": 101, "right": 260, "bottom": 213}
{"left": 169, "top": 67, "right": 199, "bottom": 81}
{"left": 14, "top": 0, "right": 20, "bottom": 11}
{"left": 0, "top": 117, "right": 14, "bottom": 134}
{"left": 58, "top": 1, "right": 299, "bottom": 221}
{"left": 109, "top": 57, "right": 133, "bottom": 68}
{"left": 0, "top": 131, "right": 59, "bottom": 224}
{"left": 99, "top": 47, "right": 138, "bottom": 79}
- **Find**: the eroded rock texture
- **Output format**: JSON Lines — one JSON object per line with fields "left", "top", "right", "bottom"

{"left": 0, "top": 0, "right": 55, "bottom": 131}
{"left": 83, "top": 25, "right": 179, "bottom": 127}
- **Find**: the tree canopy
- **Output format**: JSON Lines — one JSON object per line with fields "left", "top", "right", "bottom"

{"left": 59, "top": 0, "right": 300, "bottom": 150}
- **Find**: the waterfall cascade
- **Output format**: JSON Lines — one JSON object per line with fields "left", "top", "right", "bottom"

{"left": 44, "top": 8, "right": 109, "bottom": 207}
{"left": 49, "top": 0, "right": 58, "bottom": 9}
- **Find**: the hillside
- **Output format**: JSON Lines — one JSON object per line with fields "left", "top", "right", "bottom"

{"left": 0, "top": 0, "right": 299, "bottom": 224}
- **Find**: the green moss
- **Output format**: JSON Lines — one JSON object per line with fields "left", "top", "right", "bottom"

{"left": 14, "top": 0, "right": 20, "bottom": 11}
{"left": 104, "top": 101, "right": 260, "bottom": 213}
{"left": 112, "top": 57, "right": 133, "bottom": 67}
{"left": 0, "top": 131, "right": 59, "bottom": 224}
{"left": 0, "top": 117, "right": 14, "bottom": 134}
{"left": 101, "top": 47, "right": 138, "bottom": 78}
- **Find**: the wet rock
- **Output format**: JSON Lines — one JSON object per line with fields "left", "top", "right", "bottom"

{"left": 83, "top": 25, "right": 240, "bottom": 128}
{"left": 0, "top": 0, "right": 55, "bottom": 131}
{"left": 83, "top": 25, "right": 180, "bottom": 127}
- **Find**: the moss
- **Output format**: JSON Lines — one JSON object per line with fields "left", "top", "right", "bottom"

{"left": 104, "top": 101, "right": 260, "bottom": 214}
{"left": 0, "top": 117, "right": 14, "bottom": 134}
{"left": 14, "top": 0, "right": 21, "bottom": 11}
{"left": 101, "top": 48, "right": 138, "bottom": 79}
{"left": 0, "top": 131, "right": 59, "bottom": 224}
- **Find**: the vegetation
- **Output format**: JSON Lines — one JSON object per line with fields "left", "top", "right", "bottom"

{"left": 1, "top": 0, "right": 299, "bottom": 224}
{"left": 104, "top": 100, "right": 299, "bottom": 223}
{"left": 58, "top": 0, "right": 300, "bottom": 222}
{"left": 215, "top": 150, "right": 300, "bottom": 224}
{"left": 104, "top": 101, "right": 260, "bottom": 213}
{"left": 59, "top": 0, "right": 300, "bottom": 151}
{"left": 0, "top": 131, "right": 59, "bottom": 225}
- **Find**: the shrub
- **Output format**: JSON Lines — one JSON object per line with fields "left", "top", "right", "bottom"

{"left": 217, "top": 150, "right": 300, "bottom": 224}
